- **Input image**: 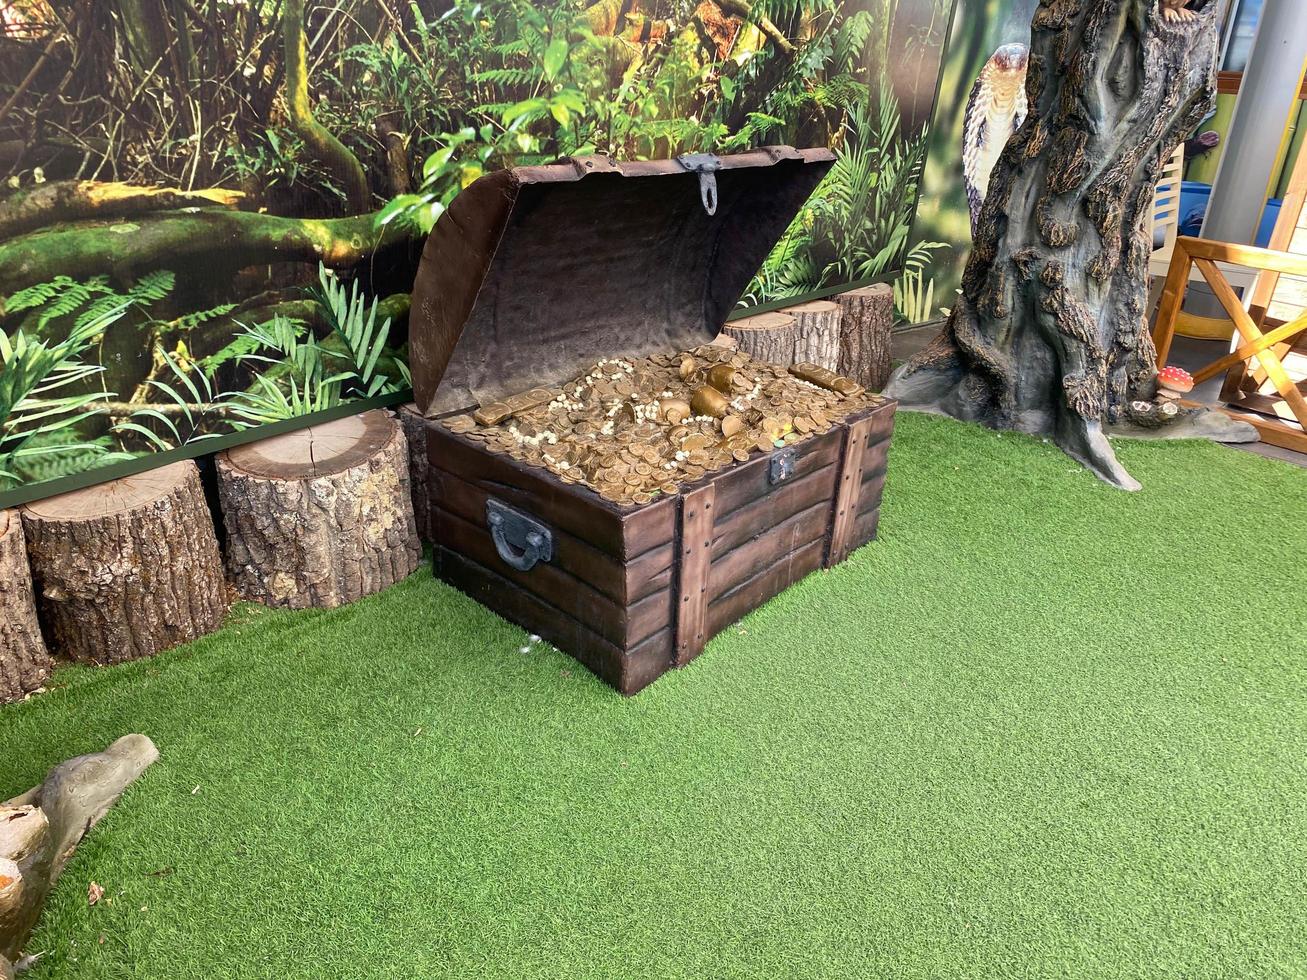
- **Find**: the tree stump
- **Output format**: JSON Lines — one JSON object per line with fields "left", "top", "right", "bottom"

{"left": 216, "top": 410, "right": 420, "bottom": 609}
{"left": 720, "top": 311, "right": 798, "bottom": 364}
{"left": 785, "top": 300, "right": 843, "bottom": 370}
{"left": 835, "top": 283, "right": 895, "bottom": 390}
{"left": 885, "top": 0, "right": 1252, "bottom": 489}
{"left": 0, "top": 512, "right": 51, "bottom": 704}
{"left": 2, "top": 734, "right": 158, "bottom": 972}
{"left": 21, "top": 462, "right": 228, "bottom": 665}
{"left": 397, "top": 403, "right": 434, "bottom": 544}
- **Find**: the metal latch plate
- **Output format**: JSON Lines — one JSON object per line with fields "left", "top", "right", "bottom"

{"left": 769, "top": 447, "right": 798, "bottom": 485}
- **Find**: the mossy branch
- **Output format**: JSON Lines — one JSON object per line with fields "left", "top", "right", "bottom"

{"left": 0, "top": 210, "right": 410, "bottom": 308}
{"left": 283, "top": 0, "right": 370, "bottom": 214}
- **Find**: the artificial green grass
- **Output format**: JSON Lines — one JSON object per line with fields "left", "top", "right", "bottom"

{"left": 3, "top": 413, "right": 1306, "bottom": 979}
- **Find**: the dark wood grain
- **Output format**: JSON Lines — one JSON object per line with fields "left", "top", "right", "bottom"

{"left": 434, "top": 546, "right": 675, "bottom": 696}
{"left": 429, "top": 422, "right": 676, "bottom": 560}
{"left": 709, "top": 462, "right": 837, "bottom": 558}
{"left": 708, "top": 429, "right": 842, "bottom": 518}
{"left": 826, "top": 414, "right": 872, "bottom": 568}
{"left": 706, "top": 537, "right": 826, "bottom": 638}
{"left": 675, "top": 483, "right": 715, "bottom": 667}
{"left": 433, "top": 506, "right": 671, "bottom": 648}
{"left": 708, "top": 500, "right": 829, "bottom": 601}
{"left": 432, "top": 467, "right": 674, "bottom": 604}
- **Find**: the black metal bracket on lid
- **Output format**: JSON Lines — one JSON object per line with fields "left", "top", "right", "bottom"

{"left": 675, "top": 153, "right": 723, "bottom": 216}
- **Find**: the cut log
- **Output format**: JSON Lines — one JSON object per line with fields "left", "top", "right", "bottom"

{"left": 398, "top": 403, "right": 434, "bottom": 544}
{"left": 834, "top": 283, "right": 895, "bottom": 391}
{"left": 21, "top": 462, "right": 228, "bottom": 665}
{"left": 720, "top": 311, "right": 799, "bottom": 364}
{"left": 0, "top": 512, "right": 51, "bottom": 704}
{"left": 216, "top": 410, "right": 421, "bottom": 609}
{"left": 785, "top": 300, "right": 843, "bottom": 370}
{"left": 1, "top": 735, "right": 158, "bottom": 969}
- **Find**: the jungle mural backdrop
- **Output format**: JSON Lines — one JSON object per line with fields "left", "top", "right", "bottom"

{"left": 906, "top": 0, "right": 1037, "bottom": 323}
{"left": 0, "top": 0, "right": 950, "bottom": 498}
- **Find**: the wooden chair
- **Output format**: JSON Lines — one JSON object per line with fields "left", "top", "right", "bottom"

{"left": 1145, "top": 144, "right": 1255, "bottom": 339}
{"left": 1152, "top": 235, "right": 1307, "bottom": 452}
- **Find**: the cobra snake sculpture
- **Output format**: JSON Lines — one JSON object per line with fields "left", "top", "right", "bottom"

{"left": 962, "top": 42, "right": 1030, "bottom": 237}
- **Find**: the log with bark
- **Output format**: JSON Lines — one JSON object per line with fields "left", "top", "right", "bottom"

{"left": 720, "top": 311, "right": 798, "bottom": 363}
{"left": 216, "top": 410, "right": 421, "bottom": 609}
{"left": 1, "top": 735, "right": 159, "bottom": 974}
{"left": 398, "top": 403, "right": 435, "bottom": 544}
{"left": 884, "top": 0, "right": 1254, "bottom": 489}
{"left": 21, "top": 461, "right": 228, "bottom": 664}
{"left": 0, "top": 511, "right": 51, "bottom": 705}
{"left": 786, "top": 300, "right": 843, "bottom": 370}
{"left": 835, "top": 283, "right": 895, "bottom": 391}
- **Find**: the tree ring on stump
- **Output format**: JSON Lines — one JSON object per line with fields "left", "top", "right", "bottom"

{"left": 224, "top": 412, "right": 393, "bottom": 479}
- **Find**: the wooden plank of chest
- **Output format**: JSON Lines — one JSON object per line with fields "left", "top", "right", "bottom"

{"left": 431, "top": 467, "right": 674, "bottom": 605}
{"left": 674, "top": 483, "right": 715, "bottom": 667}
{"left": 706, "top": 537, "right": 827, "bottom": 639}
{"left": 435, "top": 546, "right": 674, "bottom": 696}
{"left": 427, "top": 422, "right": 676, "bottom": 560}
{"left": 433, "top": 506, "right": 671, "bottom": 648}
{"left": 707, "top": 428, "right": 844, "bottom": 518}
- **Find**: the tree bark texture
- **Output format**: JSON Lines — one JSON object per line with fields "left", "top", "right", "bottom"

{"left": 215, "top": 411, "right": 421, "bottom": 609}
{"left": 1, "top": 735, "right": 158, "bottom": 971}
{"left": 0, "top": 181, "right": 245, "bottom": 242}
{"left": 283, "top": 0, "right": 370, "bottom": 214}
{"left": 884, "top": 0, "right": 1245, "bottom": 489}
{"left": 398, "top": 403, "right": 435, "bottom": 544}
{"left": 835, "top": 283, "right": 895, "bottom": 391}
{"left": 20, "top": 461, "right": 228, "bottom": 665}
{"left": 720, "top": 311, "right": 799, "bottom": 364}
{"left": 0, "top": 512, "right": 51, "bottom": 705}
{"left": 784, "top": 300, "right": 843, "bottom": 370}
{"left": 0, "top": 209, "right": 409, "bottom": 305}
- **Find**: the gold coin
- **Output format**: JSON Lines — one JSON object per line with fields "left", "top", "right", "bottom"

{"left": 794, "top": 416, "right": 812, "bottom": 434}
{"left": 732, "top": 449, "right": 751, "bottom": 462}
{"left": 720, "top": 415, "right": 744, "bottom": 438}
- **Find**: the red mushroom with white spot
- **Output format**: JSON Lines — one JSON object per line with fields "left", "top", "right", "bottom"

{"left": 1155, "top": 365, "right": 1194, "bottom": 401}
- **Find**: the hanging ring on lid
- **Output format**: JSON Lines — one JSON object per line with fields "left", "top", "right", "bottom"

{"left": 675, "top": 153, "right": 723, "bottom": 216}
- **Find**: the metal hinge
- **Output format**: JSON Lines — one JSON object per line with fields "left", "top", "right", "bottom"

{"left": 676, "top": 152, "right": 722, "bottom": 215}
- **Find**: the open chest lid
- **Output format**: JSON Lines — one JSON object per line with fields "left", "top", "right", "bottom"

{"left": 408, "top": 145, "right": 834, "bottom": 418}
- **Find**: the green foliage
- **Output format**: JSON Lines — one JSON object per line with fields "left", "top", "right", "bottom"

{"left": 743, "top": 91, "right": 932, "bottom": 305}
{"left": 893, "top": 241, "right": 949, "bottom": 323}
{"left": 5, "top": 271, "right": 174, "bottom": 331}
{"left": 111, "top": 348, "right": 223, "bottom": 453}
{"left": 374, "top": 0, "right": 867, "bottom": 234}
{"left": 0, "top": 304, "right": 129, "bottom": 490}
{"left": 223, "top": 266, "right": 409, "bottom": 428}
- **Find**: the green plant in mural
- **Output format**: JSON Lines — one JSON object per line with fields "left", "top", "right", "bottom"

{"left": 224, "top": 267, "right": 409, "bottom": 427}
{"left": 892, "top": 240, "right": 949, "bottom": 322}
{"left": 743, "top": 90, "right": 932, "bottom": 304}
{"left": 0, "top": 309, "right": 128, "bottom": 490}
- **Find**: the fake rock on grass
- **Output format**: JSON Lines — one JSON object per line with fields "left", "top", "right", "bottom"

{"left": 1, "top": 736, "right": 159, "bottom": 974}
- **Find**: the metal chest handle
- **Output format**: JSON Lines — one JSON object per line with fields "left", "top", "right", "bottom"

{"left": 486, "top": 499, "right": 553, "bottom": 572}
{"left": 676, "top": 153, "right": 722, "bottom": 216}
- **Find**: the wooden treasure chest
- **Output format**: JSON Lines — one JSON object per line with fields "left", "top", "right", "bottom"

{"left": 409, "top": 146, "right": 897, "bottom": 695}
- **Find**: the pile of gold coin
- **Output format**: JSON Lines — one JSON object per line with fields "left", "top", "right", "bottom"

{"left": 442, "top": 345, "right": 884, "bottom": 506}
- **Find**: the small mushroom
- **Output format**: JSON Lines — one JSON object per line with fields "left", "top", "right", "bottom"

{"left": 706, "top": 364, "right": 736, "bottom": 393}
{"left": 690, "top": 385, "right": 729, "bottom": 418}
{"left": 1155, "top": 365, "right": 1194, "bottom": 401}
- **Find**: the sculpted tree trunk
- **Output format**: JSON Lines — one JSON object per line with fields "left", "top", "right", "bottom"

{"left": 885, "top": 0, "right": 1252, "bottom": 489}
